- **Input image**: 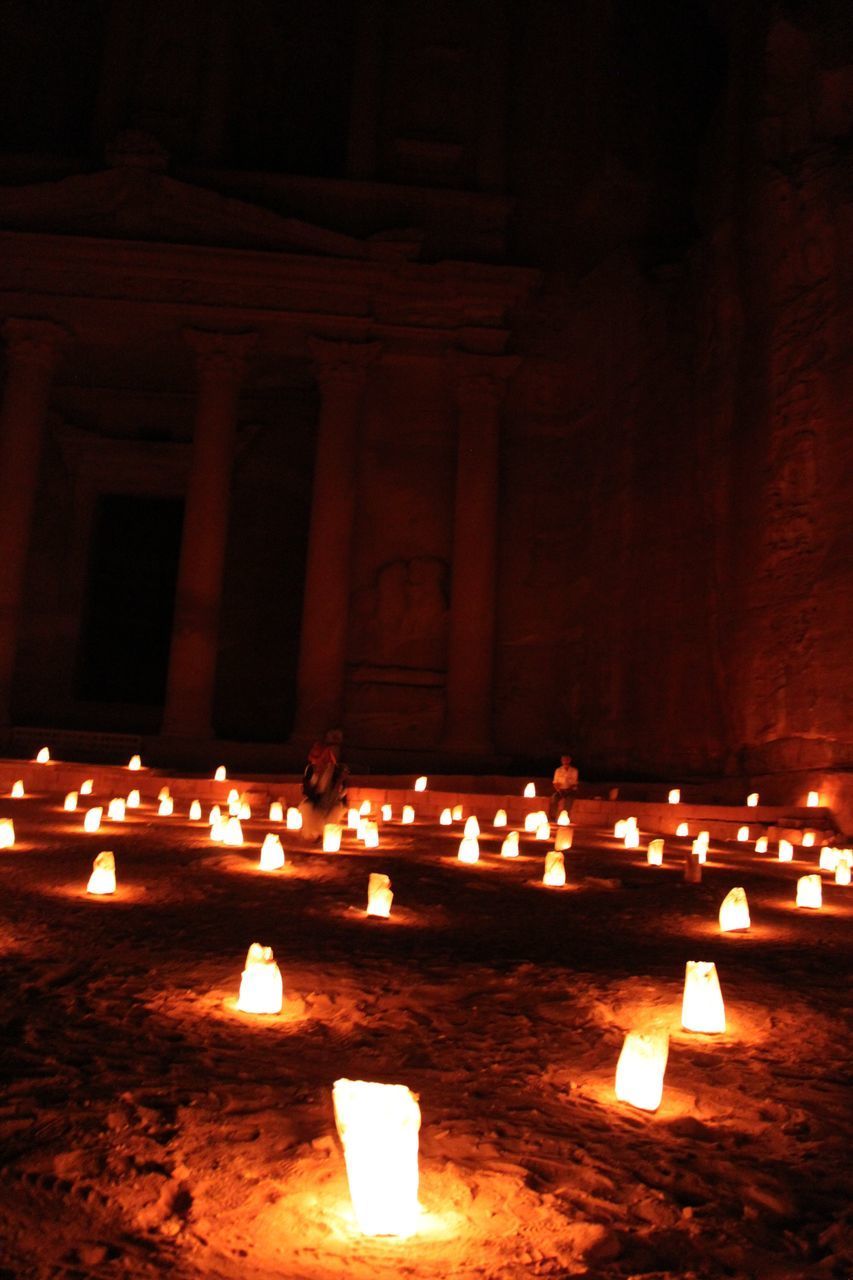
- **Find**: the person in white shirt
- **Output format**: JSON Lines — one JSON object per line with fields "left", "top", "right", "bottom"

{"left": 550, "top": 753, "right": 579, "bottom": 819}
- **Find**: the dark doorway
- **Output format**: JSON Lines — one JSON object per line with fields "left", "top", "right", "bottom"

{"left": 77, "top": 494, "right": 184, "bottom": 706}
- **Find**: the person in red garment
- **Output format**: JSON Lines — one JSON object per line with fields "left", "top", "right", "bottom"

{"left": 301, "top": 728, "right": 349, "bottom": 839}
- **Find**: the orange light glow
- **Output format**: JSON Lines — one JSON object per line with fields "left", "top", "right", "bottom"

{"left": 796, "top": 874, "right": 822, "bottom": 909}
{"left": 362, "top": 821, "right": 379, "bottom": 849}
{"left": 557, "top": 810, "right": 570, "bottom": 826}
{"left": 223, "top": 817, "right": 243, "bottom": 846}
{"left": 719, "top": 886, "right": 750, "bottom": 932}
{"left": 359, "top": 800, "right": 371, "bottom": 817}
{"left": 214, "top": 765, "right": 227, "bottom": 782}
{"left": 0, "top": 818, "right": 15, "bottom": 848}
{"left": 451, "top": 804, "right": 463, "bottom": 821}
{"left": 414, "top": 776, "right": 427, "bottom": 792}
{"left": 11, "top": 780, "right": 24, "bottom": 798}
{"left": 463, "top": 815, "right": 480, "bottom": 839}
{"left": 439, "top": 808, "right": 452, "bottom": 825}
{"left": 158, "top": 786, "right": 171, "bottom": 803}
{"left": 615, "top": 1027, "right": 668, "bottom": 1111}
{"left": 367, "top": 872, "right": 393, "bottom": 918}
{"left": 332, "top": 1078, "right": 421, "bottom": 1237}
{"left": 381, "top": 804, "right": 392, "bottom": 822}
{"left": 535, "top": 820, "right": 551, "bottom": 841}
{"left": 836, "top": 862, "right": 851, "bottom": 886}
{"left": 500, "top": 831, "right": 519, "bottom": 858}
{"left": 668, "top": 789, "right": 680, "bottom": 804}
{"left": 239, "top": 802, "right": 252, "bottom": 821}
{"left": 676, "top": 821, "right": 689, "bottom": 837}
{"left": 63, "top": 791, "right": 78, "bottom": 812}
{"left": 269, "top": 801, "right": 284, "bottom": 823}
{"left": 682, "top": 961, "right": 726, "bottom": 1034}
{"left": 286, "top": 807, "right": 302, "bottom": 831}
{"left": 647, "top": 838, "right": 664, "bottom": 866}
{"left": 323, "top": 823, "right": 343, "bottom": 852}
{"left": 746, "top": 792, "right": 758, "bottom": 807}
{"left": 189, "top": 800, "right": 202, "bottom": 820}
{"left": 401, "top": 805, "right": 415, "bottom": 825}
{"left": 755, "top": 836, "right": 768, "bottom": 853}
{"left": 259, "top": 833, "right": 285, "bottom": 870}
{"left": 806, "top": 790, "right": 820, "bottom": 807}
{"left": 493, "top": 808, "right": 507, "bottom": 827}
{"left": 778, "top": 839, "right": 793, "bottom": 862}
{"left": 543, "top": 850, "right": 565, "bottom": 886}
{"left": 555, "top": 826, "right": 573, "bottom": 852}
{"left": 737, "top": 825, "right": 749, "bottom": 842}
{"left": 36, "top": 746, "right": 50, "bottom": 764}
{"left": 158, "top": 796, "right": 174, "bottom": 817}
{"left": 107, "top": 797, "right": 126, "bottom": 822}
{"left": 802, "top": 831, "right": 815, "bottom": 848}
{"left": 87, "top": 850, "right": 116, "bottom": 896}
{"left": 692, "top": 838, "right": 707, "bottom": 864}
{"left": 523, "top": 782, "right": 536, "bottom": 798}
{"left": 80, "top": 779, "right": 93, "bottom": 795}
{"left": 83, "top": 807, "right": 102, "bottom": 833}
{"left": 126, "top": 789, "right": 140, "bottom": 809}
{"left": 127, "top": 755, "right": 141, "bottom": 771}
{"left": 237, "top": 943, "right": 283, "bottom": 1014}
{"left": 458, "top": 836, "right": 479, "bottom": 864}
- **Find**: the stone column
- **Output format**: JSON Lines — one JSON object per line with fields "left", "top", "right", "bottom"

{"left": 0, "top": 318, "right": 67, "bottom": 724}
{"left": 442, "top": 353, "right": 519, "bottom": 753}
{"left": 161, "top": 329, "right": 255, "bottom": 738}
{"left": 292, "top": 339, "right": 380, "bottom": 740}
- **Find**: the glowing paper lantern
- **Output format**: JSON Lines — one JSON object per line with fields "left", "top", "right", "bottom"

{"left": 737, "top": 825, "right": 749, "bottom": 842}
{"left": 614, "top": 819, "right": 627, "bottom": 839}
{"left": 239, "top": 802, "right": 251, "bottom": 821}
{"left": 188, "top": 800, "right": 202, "bottom": 821}
{"left": 755, "top": 836, "right": 768, "bottom": 853}
{"left": 126, "top": 789, "right": 140, "bottom": 809}
{"left": 676, "top": 821, "right": 689, "bottom": 837}
{"left": 347, "top": 807, "right": 360, "bottom": 829}
{"left": 381, "top": 804, "right": 392, "bottom": 822}
{"left": 214, "top": 765, "right": 227, "bottom": 782}
{"left": 237, "top": 943, "right": 283, "bottom": 1015}
{"left": 451, "top": 804, "right": 463, "bottom": 821}
{"left": 158, "top": 796, "right": 174, "bottom": 817}
{"left": 83, "top": 807, "right": 102, "bottom": 833}
{"left": 523, "top": 782, "right": 536, "bottom": 798}
{"left": 269, "top": 801, "right": 284, "bottom": 823}
{"left": 493, "top": 808, "right": 507, "bottom": 827}
{"left": 227, "top": 787, "right": 240, "bottom": 808}
{"left": 719, "top": 886, "right": 750, "bottom": 932}
{"left": 367, "top": 872, "right": 393, "bottom": 918}
{"left": 87, "top": 850, "right": 116, "bottom": 895}
{"left": 668, "top": 789, "right": 680, "bottom": 804}
{"left": 0, "top": 819, "right": 15, "bottom": 848}
{"left": 624, "top": 827, "right": 640, "bottom": 849}
{"left": 80, "top": 779, "right": 93, "bottom": 795}
{"left": 464, "top": 815, "right": 480, "bottom": 839}
{"left": 107, "top": 798, "right": 126, "bottom": 822}
{"left": 323, "top": 823, "right": 343, "bottom": 852}
{"left": 362, "top": 821, "right": 379, "bottom": 849}
{"left": 535, "top": 820, "right": 551, "bottom": 841}
{"left": 158, "top": 786, "right": 171, "bottom": 803}
{"left": 414, "top": 776, "right": 427, "bottom": 792}
{"left": 209, "top": 804, "right": 221, "bottom": 824}
{"left": 819, "top": 846, "right": 839, "bottom": 871}
{"left": 555, "top": 826, "right": 573, "bottom": 852}
{"left": 802, "top": 831, "right": 815, "bottom": 848}
{"left": 692, "top": 839, "right": 707, "bottom": 864}
{"left": 458, "top": 836, "right": 479, "bottom": 864}
{"left": 796, "top": 874, "right": 822, "bottom": 909}
{"left": 681, "top": 961, "right": 725, "bottom": 1033}
{"left": 439, "top": 808, "right": 452, "bottom": 826}
{"left": 746, "top": 792, "right": 758, "bottom": 807}
{"left": 11, "top": 780, "right": 24, "bottom": 798}
{"left": 223, "top": 817, "right": 243, "bottom": 846}
{"left": 36, "top": 746, "right": 50, "bottom": 764}
{"left": 500, "top": 831, "right": 519, "bottom": 858}
{"left": 836, "top": 862, "right": 851, "bottom": 886}
{"left": 543, "top": 850, "right": 566, "bottom": 887}
{"left": 806, "top": 790, "right": 820, "bottom": 807}
{"left": 210, "top": 816, "right": 226, "bottom": 842}
{"left": 259, "top": 833, "right": 285, "bottom": 871}
{"left": 557, "top": 810, "right": 570, "bottom": 826}
{"left": 615, "top": 1028, "right": 668, "bottom": 1112}
{"left": 64, "top": 791, "right": 78, "bottom": 812}
{"left": 778, "top": 839, "right": 793, "bottom": 862}
{"left": 333, "top": 1078, "right": 421, "bottom": 1237}
{"left": 128, "top": 755, "right": 141, "bottom": 771}
{"left": 647, "top": 838, "right": 664, "bottom": 866}
{"left": 401, "top": 805, "right": 415, "bottom": 825}
{"left": 286, "top": 807, "right": 302, "bottom": 831}
{"left": 359, "top": 800, "right": 371, "bottom": 817}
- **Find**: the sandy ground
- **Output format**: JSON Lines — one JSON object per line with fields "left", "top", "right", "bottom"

{"left": 0, "top": 783, "right": 851, "bottom": 1280}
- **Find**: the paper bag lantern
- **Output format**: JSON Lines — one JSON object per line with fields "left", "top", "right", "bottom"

{"left": 227, "top": 787, "right": 240, "bottom": 808}
{"left": 802, "top": 831, "right": 815, "bottom": 848}
{"left": 543, "top": 850, "right": 566, "bottom": 886}
{"left": 624, "top": 827, "right": 640, "bottom": 849}
{"left": 796, "top": 874, "right": 822, "bottom": 909}
{"left": 210, "top": 816, "right": 226, "bottom": 841}
{"left": 615, "top": 1028, "right": 669, "bottom": 1111}
{"left": 464, "top": 815, "right": 480, "bottom": 839}
{"left": 0, "top": 818, "right": 15, "bottom": 848}
{"left": 755, "top": 836, "right": 768, "bottom": 853}
{"left": 347, "top": 807, "right": 360, "bottom": 829}
{"left": 189, "top": 800, "right": 202, "bottom": 821}
{"left": 333, "top": 1078, "right": 421, "bottom": 1237}
{"left": 836, "top": 861, "right": 851, "bottom": 886}
{"left": 523, "top": 782, "right": 536, "bottom": 798}
{"left": 80, "top": 779, "right": 94, "bottom": 795}
{"left": 223, "top": 817, "right": 243, "bottom": 846}
{"left": 778, "top": 839, "right": 793, "bottom": 862}
{"left": 11, "top": 780, "right": 24, "bottom": 798}
{"left": 668, "top": 789, "right": 680, "bottom": 804}
{"left": 158, "top": 796, "right": 174, "bottom": 817}
{"left": 401, "top": 805, "right": 415, "bottom": 825}
{"left": 692, "top": 839, "right": 707, "bottom": 864}
{"left": 208, "top": 804, "right": 221, "bottom": 824}
{"left": 214, "top": 765, "right": 227, "bottom": 782}
{"left": 746, "top": 792, "right": 758, "bottom": 807}
{"left": 719, "top": 886, "right": 750, "bottom": 932}
{"left": 535, "top": 820, "right": 551, "bottom": 841}
{"left": 359, "top": 800, "right": 371, "bottom": 817}
{"left": 362, "top": 821, "right": 379, "bottom": 849}
{"left": 806, "top": 790, "right": 820, "bottom": 807}
{"left": 458, "top": 836, "right": 479, "bottom": 864}
{"left": 681, "top": 961, "right": 725, "bottom": 1033}
{"left": 286, "top": 807, "right": 302, "bottom": 831}
{"left": 126, "top": 789, "right": 140, "bottom": 809}
{"left": 83, "top": 806, "right": 102, "bottom": 833}
{"left": 36, "top": 746, "right": 50, "bottom": 764}
{"left": 737, "top": 825, "right": 749, "bottom": 842}
{"left": 127, "top": 754, "right": 141, "bottom": 771}
{"left": 64, "top": 791, "right": 78, "bottom": 812}
{"left": 647, "top": 838, "right": 664, "bottom": 866}
{"left": 381, "top": 804, "right": 392, "bottom": 822}
{"left": 614, "top": 819, "right": 627, "bottom": 839}
{"left": 367, "top": 872, "right": 393, "bottom": 918}
{"left": 414, "top": 776, "right": 427, "bottom": 792}
{"left": 493, "top": 808, "right": 507, "bottom": 827}
{"left": 500, "top": 831, "right": 519, "bottom": 858}
{"left": 87, "top": 850, "right": 116, "bottom": 896}
{"left": 439, "top": 807, "right": 452, "bottom": 825}
{"left": 107, "top": 797, "right": 126, "bottom": 822}
{"left": 259, "top": 833, "right": 285, "bottom": 871}
{"left": 557, "top": 810, "right": 570, "bottom": 826}
{"left": 676, "top": 821, "right": 689, "bottom": 837}
{"left": 269, "top": 801, "right": 284, "bottom": 823}
{"left": 451, "top": 804, "right": 463, "bottom": 821}
{"left": 237, "top": 943, "right": 283, "bottom": 1014}
{"left": 555, "top": 826, "right": 573, "bottom": 852}
{"left": 158, "top": 786, "right": 171, "bottom": 803}
{"left": 239, "top": 802, "right": 252, "bottom": 821}
{"left": 819, "top": 846, "right": 839, "bottom": 871}
{"left": 323, "top": 823, "right": 343, "bottom": 852}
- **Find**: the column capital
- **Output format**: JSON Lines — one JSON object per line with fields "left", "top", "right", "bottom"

{"left": 2, "top": 318, "right": 68, "bottom": 373}
{"left": 184, "top": 329, "right": 256, "bottom": 382}
{"left": 448, "top": 352, "right": 520, "bottom": 411}
{"left": 308, "top": 337, "right": 382, "bottom": 395}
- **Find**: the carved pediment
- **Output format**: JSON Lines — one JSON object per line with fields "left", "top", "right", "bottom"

{"left": 0, "top": 158, "right": 420, "bottom": 261}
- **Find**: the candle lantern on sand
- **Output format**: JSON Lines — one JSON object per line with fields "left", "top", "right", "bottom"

{"left": 615, "top": 1027, "right": 668, "bottom": 1111}
{"left": 719, "top": 886, "right": 750, "bottom": 932}
{"left": 778, "top": 839, "right": 794, "bottom": 862}
{"left": 458, "top": 836, "right": 479, "bottom": 864}
{"left": 500, "top": 831, "right": 519, "bottom": 858}
{"left": 401, "top": 805, "right": 415, "bottom": 825}
{"left": 259, "top": 833, "right": 285, "bottom": 870}
{"left": 237, "top": 943, "right": 283, "bottom": 1014}
{"left": 36, "top": 746, "right": 50, "bottom": 763}
{"left": 493, "top": 808, "right": 507, "bottom": 827}
{"left": 64, "top": 791, "right": 78, "bottom": 812}
{"left": 333, "top": 1078, "right": 421, "bottom": 1237}
{"left": 414, "top": 776, "right": 427, "bottom": 792}
{"left": 523, "top": 782, "right": 536, "bottom": 798}
{"left": 439, "top": 808, "right": 452, "bottom": 826}
{"left": 647, "top": 838, "right": 664, "bottom": 866}
{"left": 0, "top": 818, "right": 15, "bottom": 848}
{"left": 87, "top": 850, "right": 116, "bottom": 896}
{"left": 127, "top": 789, "right": 141, "bottom": 809}
{"left": 464, "top": 815, "right": 480, "bottom": 839}
{"left": 543, "top": 850, "right": 566, "bottom": 886}
{"left": 108, "top": 798, "right": 126, "bottom": 822}
{"left": 796, "top": 874, "right": 822, "bottom": 909}
{"left": 323, "top": 823, "right": 343, "bottom": 852}
{"left": 682, "top": 961, "right": 725, "bottom": 1033}
{"left": 668, "top": 789, "right": 680, "bottom": 804}
{"left": 84, "top": 806, "right": 103, "bottom": 833}
{"left": 367, "top": 873, "right": 393, "bottom": 918}
{"left": 555, "top": 826, "right": 573, "bottom": 852}
{"left": 189, "top": 799, "right": 202, "bottom": 820}
{"left": 269, "top": 801, "right": 284, "bottom": 823}
{"left": 286, "top": 806, "right": 302, "bottom": 830}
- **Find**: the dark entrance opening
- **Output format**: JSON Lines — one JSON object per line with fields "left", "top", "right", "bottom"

{"left": 77, "top": 494, "right": 184, "bottom": 706}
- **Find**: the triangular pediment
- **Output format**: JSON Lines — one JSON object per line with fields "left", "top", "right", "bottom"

{"left": 0, "top": 162, "right": 419, "bottom": 261}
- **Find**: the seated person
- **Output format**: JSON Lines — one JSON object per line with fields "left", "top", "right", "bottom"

{"left": 550, "top": 753, "right": 579, "bottom": 820}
